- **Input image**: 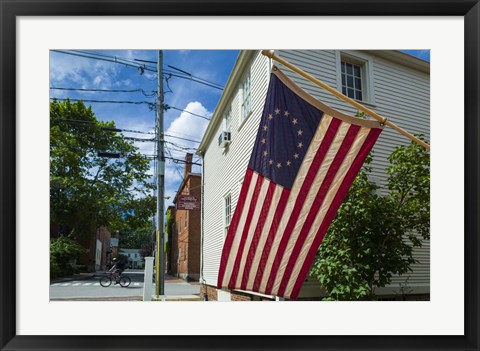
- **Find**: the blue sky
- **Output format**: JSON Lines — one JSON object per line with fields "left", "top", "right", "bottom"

{"left": 50, "top": 49, "right": 429, "bottom": 208}
{"left": 50, "top": 50, "right": 240, "bottom": 207}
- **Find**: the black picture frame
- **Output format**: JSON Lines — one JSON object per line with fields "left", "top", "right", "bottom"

{"left": 1, "top": 1, "right": 479, "bottom": 350}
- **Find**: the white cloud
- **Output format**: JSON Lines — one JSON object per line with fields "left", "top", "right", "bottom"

{"left": 166, "top": 101, "right": 210, "bottom": 149}
{"left": 50, "top": 51, "right": 120, "bottom": 89}
{"left": 161, "top": 101, "right": 210, "bottom": 201}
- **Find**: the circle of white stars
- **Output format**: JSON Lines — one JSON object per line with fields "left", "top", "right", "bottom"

{"left": 262, "top": 107, "right": 305, "bottom": 169}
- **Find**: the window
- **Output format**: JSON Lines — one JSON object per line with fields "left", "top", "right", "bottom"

{"left": 341, "top": 60, "right": 363, "bottom": 101}
{"left": 241, "top": 72, "right": 251, "bottom": 122}
{"left": 225, "top": 193, "right": 232, "bottom": 235}
{"left": 178, "top": 218, "right": 182, "bottom": 233}
{"left": 225, "top": 108, "right": 232, "bottom": 133}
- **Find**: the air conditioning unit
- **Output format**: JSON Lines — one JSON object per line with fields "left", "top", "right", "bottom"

{"left": 218, "top": 131, "right": 231, "bottom": 148}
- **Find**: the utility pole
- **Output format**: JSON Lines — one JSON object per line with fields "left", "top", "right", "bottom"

{"left": 155, "top": 50, "right": 165, "bottom": 296}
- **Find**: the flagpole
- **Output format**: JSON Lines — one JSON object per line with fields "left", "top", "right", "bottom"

{"left": 261, "top": 50, "right": 430, "bottom": 151}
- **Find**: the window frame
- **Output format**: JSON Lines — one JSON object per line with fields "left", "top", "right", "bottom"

{"left": 341, "top": 61, "right": 364, "bottom": 101}
{"left": 224, "top": 107, "right": 232, "bottom": 133}
{"left": 240, "top": 71, "right": 252, "bottom": 124}
{"left": 336, "top": 51, "right": 376, "bottom": 106}
{"left": 224, "top": 192, "right": 232, "bottom": 237}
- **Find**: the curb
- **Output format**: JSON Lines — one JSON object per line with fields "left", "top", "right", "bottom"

{"left": 151, "top": 295, "right": 202, "bottom": 302}
{"left": 50, "top": 296, "right": 142, "bottom": 301}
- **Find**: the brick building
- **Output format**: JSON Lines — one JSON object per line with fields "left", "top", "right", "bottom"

{"left": 171, "top": 153, "right": 201, "bottom": 281}
{"left": 77, "top": 226, "right": 113, "bottom": 271}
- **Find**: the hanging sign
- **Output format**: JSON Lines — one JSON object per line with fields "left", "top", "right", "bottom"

{"left": 177, "top": 194, "right": 201, "bottom": 210}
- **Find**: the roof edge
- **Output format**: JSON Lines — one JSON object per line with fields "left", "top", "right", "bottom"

{"left": 363, "top": 50, "right": 430, "bottom": 74}
{"left": 173, "top": 172, "right": 201, "bottom": 204}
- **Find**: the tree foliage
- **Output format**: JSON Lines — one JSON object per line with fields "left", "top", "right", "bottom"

{"left": 310, "top": 138, "right": 430, "bottom": 300}
{"left": 165, "top": 207, "right": 175, "bottom": 272}
{"left": 50, "top": 100, "right": 155, "bottom": 241}
{"left": 120, "top": 225, "right": 153, "bottom": 251}
{"left": 50, "top": 236, "right": 86, "bottom": 278}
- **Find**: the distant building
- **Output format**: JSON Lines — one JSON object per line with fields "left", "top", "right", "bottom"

{"left": 171, "top": 153, "right": 202, "bottom": 281}
{"left": 119, "top": 248, "right": 144, "bottom": 269}
{"left": 197, "top": 50, "right": 430, "bottom": 301}
{"left": 80, "top": 226, "right": 112, "bottom": 271}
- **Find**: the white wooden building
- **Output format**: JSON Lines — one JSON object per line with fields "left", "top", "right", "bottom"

{"left": 197, "top": 50, "right": 430, "bottom": 301}
{"left": 119, "top": 248, "right": 144, "bottom": 269}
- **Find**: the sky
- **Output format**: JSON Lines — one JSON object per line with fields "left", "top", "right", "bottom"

{"left": 49, "top": 49, "right": 429, "bottom": 210}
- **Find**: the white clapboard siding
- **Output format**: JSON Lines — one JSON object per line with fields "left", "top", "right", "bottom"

{"left": 201, "top": 50, "right": 430, "bottom": 295}
{"left": 202, "top": 51, "right": 270, "bottom": 285}
{"left": 277, "top": 50, "right": 430, "bottom": 294}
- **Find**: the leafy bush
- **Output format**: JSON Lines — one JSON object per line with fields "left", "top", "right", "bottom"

{"left": 310, "top": 138, "right": 429, "bottom": 300}
{"left": 50, "top": 236, "right": 85, "bottom": 279}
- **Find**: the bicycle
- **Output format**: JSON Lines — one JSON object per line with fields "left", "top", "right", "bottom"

{"left": 99, "top": 272, "right": 131, "bottom": 287}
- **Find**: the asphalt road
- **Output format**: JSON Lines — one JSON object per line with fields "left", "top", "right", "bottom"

{"left": 50, "top": 270, "right": 200, "bottom": 300}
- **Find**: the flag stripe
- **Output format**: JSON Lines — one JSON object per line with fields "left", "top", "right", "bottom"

{"left": 263, "top": 118, "right": 348, "bottom": 295}
{"left": 289, "top": 128, "right": 382, "bottom": 299}
{"left": 240, "top": 181, "right": 277, "bottom": 290}
{"left": 274, "top": 123, "right": 361, "bottom": 297}
{"left": 226, "top": 172, "right": 263, "bottom": 289}
{"left": 260, "top": 116, "right": 341, "bottom": 294}
{"left": 217, "top": 67, "right": 384, "bottom": 299}
{"left": 225, "top": 172, "right": 263, "bottom": 288}
{"left": 233, "top": 177, "right": 271, "bottom": 289}
{"left": 279, "top": 125, "right": 370, "bottom": 298}
{"left": 270, "top": 121, "right": 358, "bottom": 295}
{"left": 218, "top": 169, "right": 257, "bottom": 288}
{"left": 252, "top": 188, "right": 290, "bottom": 293}
{"left": 246, "top": 184, "right": 284, "bottom": 291}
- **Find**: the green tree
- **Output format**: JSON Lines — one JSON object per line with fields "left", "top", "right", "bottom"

{"left": 310, "top": 138, "right": 430, "bottom": 300}
{"left": 165, "top": 207, "right": 175, "bottom": 272}
{"left": 120, "top": 224, "right": 153, "bottom": 250}
{"left": 50, "top": 99, "right": 155, "bottom": 241}
{"left": 50, "top": 236, "right": 86, "bottom": 278}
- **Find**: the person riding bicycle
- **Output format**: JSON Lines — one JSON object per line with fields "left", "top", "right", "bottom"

{"left": 108, "top": 258, "right": 124, "bottom": 284}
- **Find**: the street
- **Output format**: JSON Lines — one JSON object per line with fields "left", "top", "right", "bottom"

{"left": 50, "top": 270, "right": 200, "bottom": 301}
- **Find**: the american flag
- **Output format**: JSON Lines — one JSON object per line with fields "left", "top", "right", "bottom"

{"left": 217, "top": 66, "right": 384, "bottom": 299}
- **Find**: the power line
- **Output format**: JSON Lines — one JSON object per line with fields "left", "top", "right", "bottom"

{"left": 165, "top": 140, "right": 197, "bottom": 151}
{"left": 51, "top": 97, "right": 152, "bottom": 106}
{"left": 51, "top": 98, "right": 211, "bottom": 120}
{"left": 50, "top": 87, "right": 157, "bottom": 98}
{"left": 65, "top": 50, "right": 224, "bottom": 89}
{"left": 164, "top": 134, "right": 200, "bottom": 144}
{"left": 168, "top": 65, "right": 224, "bottom": 89}
{"left": 124, "top": 136, "right": 156, "bottom": 142}
{"left": 164, "top": 105, "right": 210, "bottom": 121}
{"left": 164, "top": 156, "right": 202, "bottom": 166}
{"left": 51, "top": 118, "right": 200, "bottom": 144}
{"left": 51, "top": 50, "right": 224, "bottom": 90}
{"left": 51, "top": 117, "right": 156, "bottom": 135}
{"left": 165, "top": 144, "right": 184, "bottom": 181}
{"left": 51, "top": 50, "right": 143, "bottom": 70}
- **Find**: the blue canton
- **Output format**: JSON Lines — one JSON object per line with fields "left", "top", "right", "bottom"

{"left": 248, "top": 72, "right": 324, "bottom": 189}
